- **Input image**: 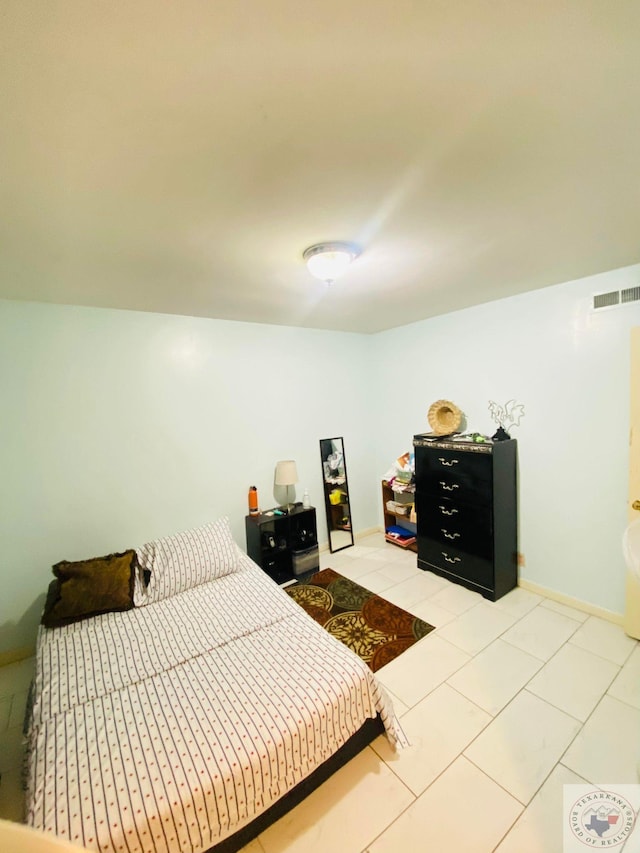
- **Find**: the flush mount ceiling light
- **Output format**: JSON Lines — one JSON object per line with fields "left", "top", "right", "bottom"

{"left": 303, "top": 242, "right": 360, "bottom": 285}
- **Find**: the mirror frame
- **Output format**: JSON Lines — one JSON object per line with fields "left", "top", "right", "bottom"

{"left": 319, "top": 436, "right": 355, "bottom": 553}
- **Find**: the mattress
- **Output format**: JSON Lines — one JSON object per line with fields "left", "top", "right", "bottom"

{"left": 26, "top": 553, "right": 406, "bottom": 853}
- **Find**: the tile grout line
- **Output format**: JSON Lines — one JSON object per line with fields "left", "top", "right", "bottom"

{"left": 445, "top": 671, "right": 587, "bottom": 811}
{"left": 488, "top": 753, "right": 600, "bottom": 850}
{"left": 353, "top": 571, "right": 636, "bottom": 850}
{"left": 527, "top": 660, "right": 623, "bottom": 720}
{"left": 368, "top": 648, "right": 538, "bottom": 845}
{"left": 377, "top": 636, "right": 474, "bottom": 713}
{"left": 505, "top": 629, "right": 623, "bottom": 714}
{"left": 428, "top": 596, "right": 544, "bottom": 658}
{"left": 444, "top": 680, "right": 504, "bottom": 719}
{"left": 371, "top": 606, "right": 637, "bottom": 849}
{"left": 603, "top": 690, "right": 640, "bottom": 713}
{"left": 368, "top": 750, "right": 526, "bottom": 853}
{"left": 553, "top": 686, "right": 618, "bottom": 786}
{"left": 361, "top": 579, "right": 527, "bottom": 850}
{"left": 352, "top": 745, "right": 420, "bottom": 853}
{"left": 566, "top": 635, "right": 638, "bottom": 668}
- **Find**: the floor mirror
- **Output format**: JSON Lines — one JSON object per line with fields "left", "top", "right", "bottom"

{"left": 319, "top": 437, "right": 354, "bottom": 553}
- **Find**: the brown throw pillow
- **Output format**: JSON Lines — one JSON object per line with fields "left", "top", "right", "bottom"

{"left": 41, "top": 549, "right": 138, "bottom": 628}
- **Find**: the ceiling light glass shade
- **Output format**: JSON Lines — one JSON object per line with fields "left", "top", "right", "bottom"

{"left": 303, "top": 242, "right": 360, "bottom": 284}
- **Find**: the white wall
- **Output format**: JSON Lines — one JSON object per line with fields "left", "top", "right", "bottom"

{"left": 2, "top": 264, "right": 639, "bottom": 654}
{"left": 371, "top": 264, "right": 640, "bottom": 616}
{"left": 0, "top": 300, "right": 377, "bottom": 655}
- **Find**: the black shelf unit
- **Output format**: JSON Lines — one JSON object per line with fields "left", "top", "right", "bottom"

{"left": 245, "top": 505, "right": 318, "bottom": 585}
{"left": 413, "top": 435, "right": 518, "bottom": 601}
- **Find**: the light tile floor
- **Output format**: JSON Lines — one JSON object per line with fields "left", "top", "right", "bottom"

{"left": 0, "top": 533, "right": 637, "bottom": 853}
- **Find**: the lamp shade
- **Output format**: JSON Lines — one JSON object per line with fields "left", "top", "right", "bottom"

{"left": 275, "top": 460, "right": 298, "bottom": 486}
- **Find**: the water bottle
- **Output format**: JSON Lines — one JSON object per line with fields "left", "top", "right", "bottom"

{"left": 248, "top": 486, "right": 259, "bottom": 516}
{"left": 302, "top": 488, "right": 310, "bottom": 509}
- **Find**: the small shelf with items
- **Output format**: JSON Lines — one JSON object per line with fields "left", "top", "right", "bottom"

{"left": 245, "top": 505, "right": 319, "bottom": 585}
{"left": 382, "top": 480, "right": 417, "bottom": 552}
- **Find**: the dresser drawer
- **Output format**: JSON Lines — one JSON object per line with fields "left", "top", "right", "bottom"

{"left": 417, "top": 537, "right": 494, "bottom": 592}
{"left": 416, "top": 447, "right": 492, "bottom": 503}
{"left": 416, "top": 495, "right": 493, "bottom": 559}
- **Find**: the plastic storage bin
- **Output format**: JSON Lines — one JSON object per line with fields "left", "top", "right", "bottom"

{"left": 292, "top": 545, "right": 320, "bottom": 577}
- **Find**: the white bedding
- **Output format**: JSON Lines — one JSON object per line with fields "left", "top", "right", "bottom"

{"left": 26, "top": 553, "right": 406, "bottom": 853}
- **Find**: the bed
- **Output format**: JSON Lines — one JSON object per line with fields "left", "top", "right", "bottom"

{"left": 25, "top": 518, "right": 406, "bottom": 853}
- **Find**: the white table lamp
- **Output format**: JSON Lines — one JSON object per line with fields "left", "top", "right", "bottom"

{"left": 275, "top": 460, "right": 298, "bottom": 513}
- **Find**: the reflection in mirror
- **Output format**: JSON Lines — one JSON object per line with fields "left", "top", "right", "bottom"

{"left": 319, "top": 437, "right": 354, "bottom": 553}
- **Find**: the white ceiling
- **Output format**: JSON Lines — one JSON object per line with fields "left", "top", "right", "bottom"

{"left": 2, "top": 1, "right": 639, "bottom": 333}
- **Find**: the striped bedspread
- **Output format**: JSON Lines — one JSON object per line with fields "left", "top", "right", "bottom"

{"left": 26, "top": 554, "right": 406, "bottom": 853}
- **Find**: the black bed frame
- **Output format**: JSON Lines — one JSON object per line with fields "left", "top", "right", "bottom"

{"left": 208, "top": 714, "right": 385, "bottom": 853}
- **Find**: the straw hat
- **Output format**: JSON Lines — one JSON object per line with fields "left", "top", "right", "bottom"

{"left": 427, "top": 399, "right": 462, "bottom": 435}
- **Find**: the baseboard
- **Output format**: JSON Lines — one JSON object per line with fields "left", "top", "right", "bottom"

{"left": 519, "top": 578, "right": 623, "bottom": 625}
{"left": 365, "top": 524, "right": 622, "bottom": 623}
{"left": 0, "top": 644, "right": 35, "bottom": 668}
{"left": 355, "top": 527, "right": 381, "bottom": 541}
{"left": 318, "top": 526, "right": 381, "bottom": 554}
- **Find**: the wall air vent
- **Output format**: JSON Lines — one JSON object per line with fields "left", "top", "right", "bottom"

{"left": 593, "top": 291, "right": 620, "bottom": 310}
{"left": 591, "top": 286, "right": 640, "bottom": 313}
{"left": 621, "top": 285, "right": 640, "bottom": 304}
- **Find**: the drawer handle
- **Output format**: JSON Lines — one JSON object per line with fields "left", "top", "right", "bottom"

{"left": 440, "top": 482, "right": 459, "bottom": 491}
{"left": 439, "top": 457, "right": 459, "bottom": 467}
{"left": 439, "top": 506, "right": 458, "bottom": 516}
{"left": 442, "top": 530, "right": 461, "bottom": 540}
{"left": 442, "top": 552, "right": 461, "bottom": 564}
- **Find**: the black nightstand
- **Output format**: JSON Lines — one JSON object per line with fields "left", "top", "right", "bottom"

{"left": 245, "top": 505, "right": 319, "bottom": 585}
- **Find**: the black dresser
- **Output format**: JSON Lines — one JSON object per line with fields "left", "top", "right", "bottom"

{"left": 413, "top": 435, "right": 518, "bottom": 601}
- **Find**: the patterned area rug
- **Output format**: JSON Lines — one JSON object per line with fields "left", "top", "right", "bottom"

{"left": 285, "top": 568, "right": 435, "bottom": 671}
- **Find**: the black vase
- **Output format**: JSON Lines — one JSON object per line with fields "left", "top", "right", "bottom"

{"left": 492, "top": 426, "right": 511, "bottom": 441}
